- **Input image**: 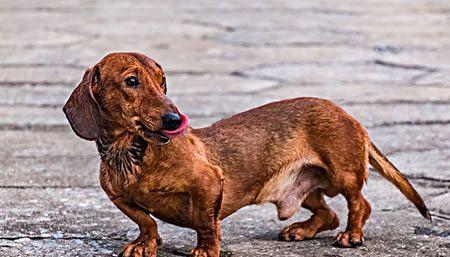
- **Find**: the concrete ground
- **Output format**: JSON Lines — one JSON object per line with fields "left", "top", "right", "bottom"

{"left": 0, "top": 0, "right": 449, "bottom": 256}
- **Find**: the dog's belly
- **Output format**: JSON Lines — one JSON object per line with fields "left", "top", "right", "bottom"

{"left": 255, "top": 160, "right": 329, "bottom": 220}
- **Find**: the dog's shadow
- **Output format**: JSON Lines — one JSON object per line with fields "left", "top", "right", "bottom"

{"left": 160, "top": 230, "right": 336, "bottom": 257}
{"left": 161, "top": 247, "right": 233, "bottom": 257}
{"left": 253, "top": 230, "right": 336, "bottom": 244}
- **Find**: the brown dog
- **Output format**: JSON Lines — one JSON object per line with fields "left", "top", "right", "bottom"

{"left": 63, "top": 52, "right": 431, "bottom": 257}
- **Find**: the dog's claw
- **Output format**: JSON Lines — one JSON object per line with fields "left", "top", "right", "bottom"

{"left": 189, "top": 248, "right": 208, "bottom": 257}
{"left": 334, "top": 231, "right": 364, "bottom": 248}
{"left": 350, "top": 236, "right": 363, "bottom": 247}
{"left": 189, "top": 247, "right": 219, "bottom": 257}
{"left": 119, "top": 237, "right": 159, "bottom": 257}
{"left": 278, "top": 222, "right": 318, "bottom": 241}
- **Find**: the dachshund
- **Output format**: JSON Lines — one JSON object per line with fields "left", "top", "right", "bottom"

{"left": 63, "top": 52, "right": 431, "bottom": 257}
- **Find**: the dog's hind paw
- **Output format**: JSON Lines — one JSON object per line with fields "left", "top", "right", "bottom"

{"left": 333, "top": 231, "right": 364, "bottom": 248}
{"left": 278, "top": 222, "right": 317, "bottom": 241}
{"left": 278, "top": 214, "right": 339, "bottom": 241}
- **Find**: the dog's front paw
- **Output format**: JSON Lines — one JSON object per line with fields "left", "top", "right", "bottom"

{"left": 189, "top": 247, "right": 219, "bottom": 257}
{"left": 189, "top": 248, "right": 208, "bottom": 257}
{"left": 119, "top": 236, "right": 161, "bottom": 257}
{"left": 334, "top": 231, "right": 363, "bottom": 248}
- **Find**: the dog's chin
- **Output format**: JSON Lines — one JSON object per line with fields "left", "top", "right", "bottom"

{"left": 137, "top": 126, "right": 171, "bottom": 144}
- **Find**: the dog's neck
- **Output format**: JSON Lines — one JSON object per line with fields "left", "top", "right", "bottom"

{"left": 95, "top": 131, "right": 148, "bottom": 175}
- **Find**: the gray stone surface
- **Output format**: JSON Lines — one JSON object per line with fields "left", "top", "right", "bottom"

{"left": 0, "top": 0, "right": 449, "bottom": 256}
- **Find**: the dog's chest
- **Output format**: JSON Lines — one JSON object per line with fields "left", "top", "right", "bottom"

{"left": 101, "top": 164, "right": 195, "bottom": 228}
{"left": 130, "top": 183, "right": 194, "bottom": 227}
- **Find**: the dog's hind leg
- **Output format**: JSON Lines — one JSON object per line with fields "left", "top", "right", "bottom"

{"left": 334, "top": 190, "right": 371, "bottom": 248}
{"left": 278, "top": 190, "right": 339, "bottom": 241}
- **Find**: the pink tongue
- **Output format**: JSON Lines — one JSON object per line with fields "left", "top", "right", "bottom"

{"left": 161, "top": 110, "right": 189, "bottom": 138}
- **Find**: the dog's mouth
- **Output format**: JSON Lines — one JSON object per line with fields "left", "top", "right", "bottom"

{"left": 136, "top": 121, "right": 171, "bottom": 144}
{"left": 136, "top": 110, "right": 189, "bottom": 144}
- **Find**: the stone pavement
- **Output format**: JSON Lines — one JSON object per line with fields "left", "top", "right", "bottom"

{"left": 0, "top": 0, "right": 449, "bottom": 256}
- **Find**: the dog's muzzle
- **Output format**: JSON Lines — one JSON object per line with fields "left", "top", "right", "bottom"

{"left": 160, "top": 108, "right": 189, "bottom": 139}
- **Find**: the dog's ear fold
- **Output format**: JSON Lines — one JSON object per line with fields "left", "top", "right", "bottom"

{"left": 63, "top": 67, "right": 101, "bottom": 141}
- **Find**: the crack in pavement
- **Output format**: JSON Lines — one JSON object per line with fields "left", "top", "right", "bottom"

{"left": 339, "top": 99, "right": 450, "bottom": 106}
{"left": 0, "top": 81, "right": 73, "bottom": 86}
{"left": 0, "top": 63, "right": 85, "bottom": 69}
{"left": 369, "top": 177, "right": 448, "bottom": 211}
{"left": 380, "top": 207, "right": 447, "bottom": 219}
{"left": 230, "top": 70, "right": 289, "bottom": 83}
{"left": 209, "top": 38, "right": 361, "bottom": 48}
{"left": 0, "top": 58, "right": 446, "bottom": 91}
{"left": 1, "top": 170, "right": 447, "bottom": 192}
{"left": 166, "top": 70, "right": 226, "bottom": 76}
{"left": 433, "top": 211, "right": 450, "bottom": 221}
{"left": 182, "top": 19, "right": 235, "bottom": 32}
{"left": 367, "top": 120, "right": 450, "bottom": 129}
{"left": 385, "top": 147, "right": 450, "bottom": 156}
{"left": 405, "top": 178, "right": 450, "bottom": 190}
{"left": 0, "top": 185, "right": 98, "bottom": 189}
{"left": 414, "top": 226, "right": 450, "bottom": 237}
{"left": 411, "top": 69, "right": 438, "bottom": 85}
{"left": 0, "top": 235, "right": 123, "bottom": 241}
{"left": 0, "top": 37, "right": 87, "bottom": 50}
{"left": 0, "top": 6, "right": 82, "bottom": 14}
{"left": 0, "top": 69, "right": 278, "bottom": 88}
{"left": 0, "top": 237, "right": 204, "bottom": 256}
{"left": 405, "top": 175, "right": 450, "bottom": 189}
{"left": 3, "top": 118, "right": 450, "bottom": 132}
{"left": 0, "top": 124, "right": 68, "bottom": 132}
{"left": 226, "top": 60, "right": 448, "bottom": 89}
{"left": 233, "top": 60, "right": 365, "bottom": 70}
{"left": 373, "top": 60, "right": 438, "bottom": 72}
{"left": 407, "top": 175, "right": 450, "bottom": 184}
{"left": 0, "top": 103, "right": 62, "bottom": 108}
{"left": 1, "top": 95, "right": 450, "bottom": 109}
{"left": 230, "top": 59, "right": 439, "bottom": 73}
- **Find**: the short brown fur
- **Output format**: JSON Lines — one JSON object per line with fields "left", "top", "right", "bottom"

{"left": 63, "top": 53, "right": 431, "bottom": 257}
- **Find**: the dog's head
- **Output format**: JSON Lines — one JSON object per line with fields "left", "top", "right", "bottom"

{"left": 63, "top": 52, "right": 188, "bottom": 144}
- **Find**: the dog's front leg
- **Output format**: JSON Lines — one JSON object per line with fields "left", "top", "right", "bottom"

{"left": 112, "top": 196, "right": 161, "bottom": 257}
{"left": 189, "top": 182, "right": 223, "bottom": 257}
{"left": 190, "top": 216, "right": 221, "bottom": 257}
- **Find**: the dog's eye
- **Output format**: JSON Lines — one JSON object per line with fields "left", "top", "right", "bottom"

{"left": 125, "top": 76, "right": 140, "bottom": 87}
{"left": 161, "top": 77, "right": 167, "bottom": 94}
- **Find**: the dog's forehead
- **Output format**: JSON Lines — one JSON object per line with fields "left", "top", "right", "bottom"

{"left": 98, "top": 53, "right": 163, "bottom": 74}
{"left": 128, "top": 53, "right": 162, "bottom": 72}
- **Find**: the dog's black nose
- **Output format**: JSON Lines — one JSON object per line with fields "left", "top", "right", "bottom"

{"left": 161, "top": 113, "right": 182, "bottom": 131}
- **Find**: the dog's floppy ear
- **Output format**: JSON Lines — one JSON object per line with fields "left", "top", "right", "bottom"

{"left": 63, "top": 67, "right": 101, "bottom": 141}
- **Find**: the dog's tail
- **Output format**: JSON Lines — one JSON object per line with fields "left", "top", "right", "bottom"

{"left": 369, "top": 141, "right": 431, "bottom": 220}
